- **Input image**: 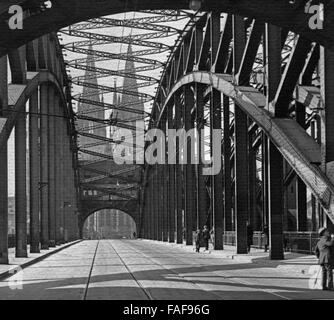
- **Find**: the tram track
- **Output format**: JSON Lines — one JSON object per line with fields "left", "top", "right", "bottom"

{"left": 82, "top": 239, "right": 293, "bottom": 300}
{"left": 83, "top": 240, "right": 154, "bottom": 300}
{"left": 109, "top": 240, "right": 292, "bottom": 300}
{"left": 106, "top": 241, "right": 154, "bottom": 300}
{"left": 82, "top": 240, "right": 100, "bottom": 300}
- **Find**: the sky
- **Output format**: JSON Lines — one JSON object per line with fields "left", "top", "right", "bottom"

{"left": 7, "top": 11, "right": 191, "bottom": 197}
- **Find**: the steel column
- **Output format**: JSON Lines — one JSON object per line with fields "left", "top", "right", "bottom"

{"left": 268, "top": 141, "right": 284, "bottom": 260}
{"left": 144, "top": 177, "right": 150, "bottom": 239}
{"left": 265, "top": 23, "right": 284, "bottom": 259}
{"left": 295, "top": 102, "right": 307, "bottom": 231}
{"left": 154, "top": 166, "right": 157, "bottom": 241}
{"left": 55, "top": 96, "right": 65, "bottom": 244}
{"left": 163, "top": 162, "right": 169, "bottom": 242}
{"left": 196, "top": 84, "right": 207, "bottom": 231}
{"left": 211, "top": 89, "right": 224, "bottom": 250}
{"left": 15, "top": 98, "right": 28, "bottom": 258}
{"left": 161, "top": 116, "right": 168, "bottom": 242}
{"left": 48, "top": 88, "right": 56, "bottom": 247}
{"left": 158, "top": 163, "right": 163, "bottom": 241}
{"left": 234, "top": 105, "right": 249, "bottom": 254}
{"left": 69, "top": 142, "right": 78, "bottom": 241}
{"left": 175, "top": 95, "right": 183, "bottom": 244}
{"left": 40, "top": 84, "right": 49, "bottom": 249}
{"left": 65, "top": 141, "right": 73, "bottom": 241}
{"left": 62, "top": 121, "right": 70, "bottom": 242}
{"left": 248, "top": 140, "right": 256, "bottom": 227}
{"left": 167, "top": 105, "right": 175, "bottom": 243}
{"left": 320, "top": 47, "right": 334, "bottom": 170}
{"left": 223, "top": 95, "right": 232, "bottom": 231}
{"left": 29, "top": 90, "right": 40, "bottom": 253}
{"left": 150, "top": 168, "right": 155, "bottom": 240}
{"left": 0, "top": 56, "right": 9, "bottom": 264}
{"left": 262, "top": 133, "right": 269, "bottom": 227}
{"left": 184, "top": 86, "right": 196, "bottom": 246}
{"left": 233, "top": 15, "right": 248, "bottom": 254}
{"left": 59, "top": 105, "right": 66, "bottom": 243}
{"left": 296, "top": 178, "right": 307, "bottom": 231}
{"left": 0, "top": 142, "right": 8, "bottom": 263}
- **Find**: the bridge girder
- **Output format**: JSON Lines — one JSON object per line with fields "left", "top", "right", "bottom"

{"left": 0, "top": 0, "right": 333, "bottom": 55}
{"left": 140, "top": 8, "right": 334, "bottom": 257}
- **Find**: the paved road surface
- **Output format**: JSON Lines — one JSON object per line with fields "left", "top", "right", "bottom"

{"left": 0, "top": 240, "right": 332, "bottom": 300}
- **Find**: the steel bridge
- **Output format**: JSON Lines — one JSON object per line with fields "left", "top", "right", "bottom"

{"left": 0, "top": 0, "right": 334, "bottom": 265}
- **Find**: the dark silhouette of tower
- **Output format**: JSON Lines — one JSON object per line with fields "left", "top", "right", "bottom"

{"left": 117, "top": 44, "right": 145, "bottom": 123}
{"left": 77, "top": 43, "right": 106, "bottom": 160}
{"left": 112, "top": 44, "right": 145, "bottom": 162}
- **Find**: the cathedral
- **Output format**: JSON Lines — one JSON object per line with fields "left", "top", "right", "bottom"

{"left": 79, "top": 43, "right": 144, "bottom": 239}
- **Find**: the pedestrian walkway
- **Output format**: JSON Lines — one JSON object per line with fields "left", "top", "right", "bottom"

{"left": 0, "top": 239, "right": 331, "bottom": 300}
{"left": 0, "top": 241, "right": 81, "bottom": 280}
{"left": 170, "top": 241, "right": 319, "bottom": 275}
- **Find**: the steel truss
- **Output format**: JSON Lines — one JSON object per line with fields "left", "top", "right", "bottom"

{"left": 61, "top": 10, "right": 191, "bottom": 209}
{"left": 140, "top": 10, "right": 330, "bottom": 259}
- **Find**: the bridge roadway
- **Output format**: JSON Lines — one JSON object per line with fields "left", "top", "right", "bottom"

{"left": 0, "top": 240, "right": 333, "bottom": 300}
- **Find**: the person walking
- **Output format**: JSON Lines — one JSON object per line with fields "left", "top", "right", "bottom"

{"left": 202, "top": 225, "right": 210, "bottom": 251}
{"left": 195, "top": 229, "right": 202, "bottom": 253}
{"left": 315, "top": 227, "right": 334, "bottom": 291}
{"left": 262, "top": 224, "right": 269, "bottom": 252}
{"left": 247, "top": 221, "right": 253, "bottom": 254}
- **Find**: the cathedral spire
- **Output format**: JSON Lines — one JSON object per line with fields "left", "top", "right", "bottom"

{"left": 118, "top": 44, "right": 144, "bottom": 121}
{"left": 77, "top": 42, "right": 106, "bottom": 159}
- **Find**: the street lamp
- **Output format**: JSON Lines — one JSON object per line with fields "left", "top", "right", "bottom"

{"left": 189, "top": 0, "right": 203, "bottom": 11}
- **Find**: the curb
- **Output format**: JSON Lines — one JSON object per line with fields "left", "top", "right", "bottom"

{"left": 0, "top": 239, "right": 82, "bottom": 281}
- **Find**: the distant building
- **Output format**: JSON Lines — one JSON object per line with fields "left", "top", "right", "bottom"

{"left": 79, "top": 43, "right": 141, "bottom": 239}
{"left": 83, "top": 210, "right": 136, "bottom": 239}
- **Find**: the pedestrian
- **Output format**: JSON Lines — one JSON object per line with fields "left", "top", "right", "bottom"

{"left": 202, "top": 225, "right": 210, "bottom": 251}
{"left": 195, "top": 229, "right": 202, "bottom": 253}
{"left": 315, "top": 227, "right": 334, "bottom": 291}
{"left": 247, "top": 221, "right": 253, "bottom": 254}
{"left": 133, "top": 232, "right": 136, "bottom": 239}
{"left": 262, "top": 224, "right": 269, "bottom": 252}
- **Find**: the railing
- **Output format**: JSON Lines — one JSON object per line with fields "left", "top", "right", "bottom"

{"left": 284, "top": 232, "right": 319, "bottom": 254}
{"left": 223, "top": 231, "right": 319, "bottom": 255}
{"left": 223, "top": 231, "right": 236, "bottom": 246}
{"left": 8, "top": 231, "right": 319, "bottom": 254}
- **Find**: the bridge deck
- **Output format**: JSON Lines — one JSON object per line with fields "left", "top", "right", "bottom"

{"left": 0, "top": 240, "right": 332, "bottom": 300}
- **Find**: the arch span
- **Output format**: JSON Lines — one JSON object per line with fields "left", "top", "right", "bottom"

{"left": 0, "top": 0, "right": 334, "bottom": 56}
{"left": 158, "top": 71, "right": 334, "bottom": 223}
{"left": 79, "top": 199, "right": 140, "bottom": 231}
{"left": 0, "top": 70, "right": 71, "bottom": 152}
{"left": 81, "top": 207, "right": 138, "bottom": 239}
